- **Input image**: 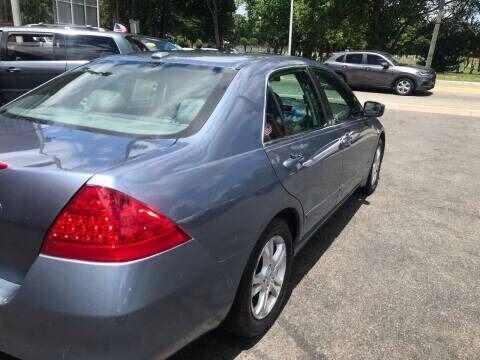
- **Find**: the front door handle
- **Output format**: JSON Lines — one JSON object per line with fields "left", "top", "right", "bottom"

{"left": 6, "top": 67, "right": 21, "bottom": 73}
{"left": 282, "top": 153, "right": 305, "bottom": 172}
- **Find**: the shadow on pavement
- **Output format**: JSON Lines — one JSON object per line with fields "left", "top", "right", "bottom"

{"left": 170, "top": 193, "right": 366, "bottom": 360}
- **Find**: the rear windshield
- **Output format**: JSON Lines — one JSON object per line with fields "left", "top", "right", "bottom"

{"left": 1, "top": 61, "right": 235, "bottom": 137}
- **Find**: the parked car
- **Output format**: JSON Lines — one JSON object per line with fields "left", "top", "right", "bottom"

{"left": 0, "top": 52, "right": 385, "bottom": 360}
{"left": 325, "top": 50, "right": 436, "bottom": 95}
{"left": 0, "top": 24, "right": 144, "bottom": 104}
{"left": 131, "top": 35, "right": 183, "bottom": 51}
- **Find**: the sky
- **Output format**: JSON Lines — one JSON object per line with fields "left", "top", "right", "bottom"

{"left": 236, "top": 4, "right": 247, "bottom": 16}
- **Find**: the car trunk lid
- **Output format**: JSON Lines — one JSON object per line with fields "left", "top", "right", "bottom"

{"left": 0, "top": 115, "right": 175, "bottom": 284}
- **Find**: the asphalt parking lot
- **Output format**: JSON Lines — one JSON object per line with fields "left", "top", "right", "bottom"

{"left": 1, "top": 81, "right": 479, "bottom": 360}
{"left": 172, "top": 81, "right": 480, "bottom": 359}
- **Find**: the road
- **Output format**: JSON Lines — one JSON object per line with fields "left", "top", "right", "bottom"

{"left": 1, "top": 81, "right": 479, "bottom": 360}
{"left": 172, "top": 80, "right": 480, "bottom": 360}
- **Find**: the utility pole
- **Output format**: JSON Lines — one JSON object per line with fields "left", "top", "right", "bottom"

{"left": 426, "top": 0, "right": 445, "bottom": 69}
{"left": 10, "top": 0, "right": 21, "bottom": 26}
{"left": 287, "top": 0, "right": 293, "bottom": 55}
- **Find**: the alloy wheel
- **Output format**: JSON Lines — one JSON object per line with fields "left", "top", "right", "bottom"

{"left": 251, "top": 235, "right": 287, "bottom": 320}
{"left": 396, "top": 79, "right": 412, "bottom": 95}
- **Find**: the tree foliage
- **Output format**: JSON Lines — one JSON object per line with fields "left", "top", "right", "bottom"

{"left": 15, "top": 0, "right": 480, "bottom": 70}
{"left": 236, "top": 0, "right": 479, "bottom": 70}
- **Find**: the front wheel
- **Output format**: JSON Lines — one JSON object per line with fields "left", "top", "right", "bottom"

{"left": 361, "top": 138, "right": 384, "bottom": 196}
{"left": 223, "top": 218, "right": 293, "bottom": 338}
{"left": 394, "top": 78, "right": 414, "bottom": 96}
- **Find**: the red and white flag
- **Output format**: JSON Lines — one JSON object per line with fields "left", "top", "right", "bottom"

{"left": 113, "top": 23, "right": 127, "bottom": 33}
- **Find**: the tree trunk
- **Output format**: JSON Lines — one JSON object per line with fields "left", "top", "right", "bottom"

{"left": 426, "top": 0, "right": 445, "bottom": 68}
{"left": 367, "top": 0, "right": 384, "bottom": 49}
{"left": 207, "top": 0, "right": 221, "bottom": 49}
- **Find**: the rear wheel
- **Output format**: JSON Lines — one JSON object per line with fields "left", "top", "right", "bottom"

{"left": 361, "top": 138, "right": 384, "bottom": 196}
{"left": 223, "top": 218, "right": 293, "bottom": 338}
{"left": 394, "top": 78, "right": 414, "bottom": 96}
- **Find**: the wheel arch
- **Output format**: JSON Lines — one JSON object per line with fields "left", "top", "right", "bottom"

{"left": 274, "top": 207, "right": 301, "bottom": 244}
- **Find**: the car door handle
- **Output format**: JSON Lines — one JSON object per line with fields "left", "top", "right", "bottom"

{"left": 282, "top": 153, "right": 305, "bottom": 172}
{"left": 6, "top": 67, "right": 21, "bottom": 73}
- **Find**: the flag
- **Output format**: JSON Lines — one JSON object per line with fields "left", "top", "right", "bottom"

{"left": 113, "top": 23, "right": 127, "bottom": 33}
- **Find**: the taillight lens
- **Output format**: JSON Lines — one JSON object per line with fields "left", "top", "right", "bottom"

{"left": 41, "top": 185, "right": 190, "bottom": 262}
{"left": 0, "top": 162, "right": 8, "bottom": 170}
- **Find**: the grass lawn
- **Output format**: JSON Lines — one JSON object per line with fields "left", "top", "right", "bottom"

{"left": 437, "top": 72, "right": 480, "bottom": 82}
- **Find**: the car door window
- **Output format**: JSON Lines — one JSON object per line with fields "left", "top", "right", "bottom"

{"left": 345, "top": 53, "right": 363, "bottom": 64}
{"left": 312, "top": 70, "right": 358, "bottom": 125}
{"left": 66, "top": 35, "right": 119, "bottom": 61}
{"left": 6, "top": 33, "right": 62, "bottom": 61}
{"left": 366, "top": 54, "right": 384, "bottom": 66}
{"left": 265, "top": 70, "right": 326, "bottom": 142}
{"left": 335, "top": 54, "right": 345, "bottom": 63}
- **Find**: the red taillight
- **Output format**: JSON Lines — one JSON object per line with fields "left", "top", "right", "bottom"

{"left": 41, "top": 185, "right": 190, "bottom": 262}
{"left": 0, "top": 162, "right": 8, "bottom": 170}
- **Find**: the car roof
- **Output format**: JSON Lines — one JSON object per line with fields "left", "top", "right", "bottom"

{"left": 0, "top": 25, "right": 124, "bottom": 38}
{"left": 94, "top": 51, "right": 323, "bottom": 70}
{"left": 334, "top": 50, "right": 389, "bottom": 55}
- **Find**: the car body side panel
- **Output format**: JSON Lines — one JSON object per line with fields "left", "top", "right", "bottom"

{"left": 338, "top": 117, "right": 379, "bottom": 200}
{"left": 264, "top": 127, "right": 345, "bottom": 234}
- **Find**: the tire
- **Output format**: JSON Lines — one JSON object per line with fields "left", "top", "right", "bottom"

{"left": 394, "top": 77, "right": 414, "bottom": 96}
{"left": 361, "top": 138, "right": 384, "bottom": 196}
{"left": 223, "top": 218, "right": 293, "bottom": 338}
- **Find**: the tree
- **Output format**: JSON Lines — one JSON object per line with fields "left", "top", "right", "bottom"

{"left": 240, "top": 37, "right": 249, "bottom": 52}
{"left": 249, "top": 37, "right": 258, "bottom": 52}
{"left": 206, "top": 0, "right": 221, "bottom": 48}
{"left": 19, "top": 0, "right": 53, "bottom": 24}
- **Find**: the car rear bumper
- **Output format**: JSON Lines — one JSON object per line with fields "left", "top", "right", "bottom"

{"left": 0, "top": 240, "right": 250, "bottom": 360}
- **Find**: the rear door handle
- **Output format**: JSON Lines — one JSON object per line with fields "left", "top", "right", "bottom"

{"left": 282, "top": 153, "right": 305, "bottom": 172}
{"left": 6, "top": 67, "right": 21, "bottom": 73}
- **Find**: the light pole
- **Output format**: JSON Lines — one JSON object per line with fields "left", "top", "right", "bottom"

{"left": 287, "top": 0, "right": 293, "bottom": 55}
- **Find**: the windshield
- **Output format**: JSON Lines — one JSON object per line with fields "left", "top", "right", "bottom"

{"left": 381, "top": 53, "right": 402, "bottom": 66}
{"left": 1, "top": 61, "right": 235, "bottom": 137}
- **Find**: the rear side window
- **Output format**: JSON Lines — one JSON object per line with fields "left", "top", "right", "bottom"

{"left": 345, "top": 53, "right": 363, "bottom": 64}
{"left": 2, "top": 62, "right": 236, "bottom": 137}
{"left": 6, "top": 33, "right": 63, "bottom": 61}
{"left": 264, "top": 70, "right": 326, "bottom": 142}
{"left": 366, "top": 54, "right": 385, "bottom": 65}
{"left": 66, "top": 35, "right": 119, "bottom": 60}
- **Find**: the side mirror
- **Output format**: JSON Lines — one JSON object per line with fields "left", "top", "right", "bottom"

{"left": 380, "top": 61, "right": 390, "bottom": 69}
{"left": 363, "top": 101, "right": 385, "bottom": 117}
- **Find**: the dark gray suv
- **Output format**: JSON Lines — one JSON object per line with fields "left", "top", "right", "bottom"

{"left": 325, "top": 51, "right": 436, "bottom": 95}
{"left": 0, "top": 24, "right": 144, "bottom": 104}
